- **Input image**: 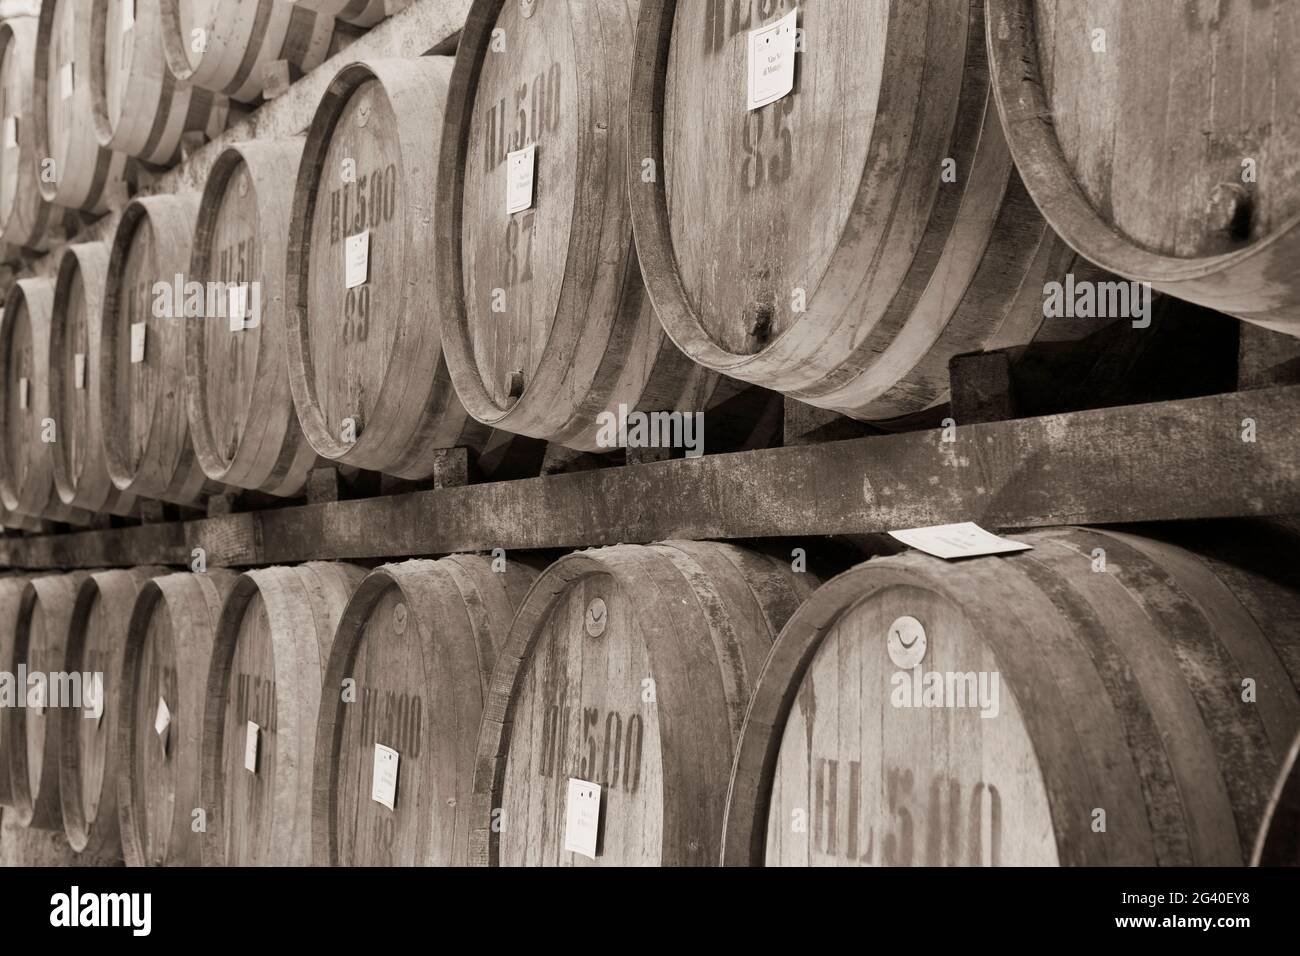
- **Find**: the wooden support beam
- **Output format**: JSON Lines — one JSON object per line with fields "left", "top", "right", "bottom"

{"left": 1, "top": 386, "right": 1296, "bottom": 569}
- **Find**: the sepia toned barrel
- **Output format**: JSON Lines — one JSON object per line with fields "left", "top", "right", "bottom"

{"left": 287, "top": 58, "right": 497, "bottom": 478}
{"left": 473, "top": 541, "right": 818, "bottom": 866}
{"left": 34, "top": 0, "right": 130, "bottom": 213}
{"left": 0, "top": 804, "right": 123, "bottom": 866}
{"left": 436, "top": 0, "right": 737, "bottom": 451}
{"left": 0, "top": 498, "right": 43, "bottom": 531}
{"left": 3, "top": 572, "right": 90, "bottom": 830}
{"left": 117, "top": 569, "right": 235, "bottom": 867}
{"left": 627, "top": 0, "right": 1084, "bottom": 421}
{"left": 101, "top": 194, "right": 225, "bottom": 505}
{"left": 295, "top": 0, "right": 408, "bottom": 28}
{"left": 1253, "top": 731, "right": 1300, "bottom": 866}
{"left": 0, "top": 573, "right": 31, "bottom": 807}
{"left": 987, "top": 0, "right": 1300, "bottom": 336}
{"left": 188, "top": 139, "right": 318, "bottom": 496}
{"left": 314, "top": 555, "right": 537, "bottom": 866}
{"left": 201, "top": 562, "right": 364, "bottom": 866}
{"left": 49, "top": 242, "right": 138, "bottom": 517}
{"left": 90, "top": 0, "right": 237, "bottom": 166}
{"left": 0, "top": 277, "right": 93, "bottom": 524}
{"left": 0, "top": 16, "right": 81, "bottom": 250}
{"left": 723, "top": 526, "right": 1300, "bottom": 866}
{"left": 158, "top": 0, "right": 335, "bottom": 104}
{"left": 57, "top": 567, "right": 165, "bottom": 860}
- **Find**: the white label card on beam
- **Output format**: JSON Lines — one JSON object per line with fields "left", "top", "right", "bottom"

{"left": 888, "top": 522, "right": 1033, "bottom": 561}
{"left": 244, "top": 721, "right": 259, "bottom": 773}
{"left": 74, "top": 353, "right": 86, "bottom": 389}
{"left": 17, "top": 377, "right": 28, "bottom": 410}
{"left": 345, "top": 231, "right": 369, "bottom": 289}
{"left": 506, "top": 144, "right": 536, "bottom": 215}
{"left": 372, "top": 743, "right": 398, "bottom": 810}
{"left": 130, "top": 322, "right": 146, "bottom": 363}
{"left": 563, "top": 778, "right": 601, "bottom": 860}
{"left": 747, "top": 8, "right": 797, "bottom": 111}
{"left": 60, "top": 61, "right": 74, "bottom": 100}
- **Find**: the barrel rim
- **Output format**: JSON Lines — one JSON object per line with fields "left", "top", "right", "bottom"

{"left": 984, "top": 0, "right": 1300, "bottom": 305}
{"left": 0, "top": 17, "right": 39, "bottom": 241}
{"left": 86, "top": 0, "right": 123, "bottom": 150}
{"left": 0, "top": 278, "right": 42, "bottom": 513}
{"left": 30, "top": 0, "right": 61, "bottom": 205}
{"left": 154, "top": 0, "right": 199, "bottom": 87}
{"left": 1251, "top": 729, "right": 1300, "bottom": 867}
{"left": 2, "top": 577, "right": 42, "bottom": 826}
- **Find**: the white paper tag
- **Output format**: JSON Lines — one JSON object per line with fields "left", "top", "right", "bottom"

{"left": 345, "top": 231, "right": 369, "bottom": 289}
{"left": 747, "top": 8, "right": 797, "bottom": 111}
{"left": 74, "top": 352, "right": 86, "bottom": 389}
{"left": 563, "top": 778, "right": 601, "bottom": 859}
{"left": 371, "top": 743, "right": 398, "bottom": 810}
{"left": 122, "top": 0, "right": 135, "bottom": 31}
{"left": 228, "top": 284, "right": 247, "bottom": 331}
{"left": 17, "top": 377, "right": 28, "bottom": 410}
{"left": 888, "top": 522, "right": 1032, "bottom": 561}
{"left": 130, "top": 322, "right": 146, "bottom": 363}
{"left": 60, "top": 61, "right": 74, "bottom": 100}
{"left": 244, "top": 721, "right": 259, "bottom": 773}
{"left": 2, "top": 116, "right": 15, "bottom": 149}
{"left": 506, "top": 144, "right": 536, "bottom": 215}
{"left": 154, "top": 696, "right": 170, "bottom": 737}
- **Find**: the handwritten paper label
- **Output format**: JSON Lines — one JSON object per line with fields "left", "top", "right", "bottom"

{"left": 244, "top": 721, "right": 259, "bottom": 773}
{"left": 74, "top": 352, "right": 86, "bottom": 389}
{"left": 563, "top": 778, "right": 601, "bottom": 859}
{"left": 888, "top": 522, "right": 1032, "bottom": 561}
{"left": 345, "top": 231, "right": 369, "bottom": 289}
{"left": 60, "top": 61, "right": 74, "bottom": 100}
{"left": 506, "top": 144, "right": 536, "bottom": 215}
{"left": 17, "top": 377, "right": 28, "bottom": 410}
{"left": 130, "top": 322, "right": 146, "bottom": 363}
{"left": 154, "top": 697, "right": 170, "bottom": 737}
{"left": 3, "top": 116, "right": 15, "bottom": 149}
{"left": 747, "top": 9, "right": 797, "bottom": 110}
{"left": 372, "top": 743, "right": 398, "bottom": 810}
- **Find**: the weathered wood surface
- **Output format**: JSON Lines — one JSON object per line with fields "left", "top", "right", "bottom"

{"left": 0, "top": 385, "right": 1297, "bottom": 569}
{"left": 203, "top": 561, "right": 363, "bottom": 866}
{"left": 1253, "top": 730, "right": 1300, "bottom": 866}
{"left": 298, "top": 0, "right": 411, "bottom": 28}
{"left": 987, "top": 0, "right": 1300, "bottom": 335}
{"left": 722, "top": 524, "right": 1300, "bottom": 866}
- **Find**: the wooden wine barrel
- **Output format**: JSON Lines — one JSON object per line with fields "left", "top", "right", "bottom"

{"left": 0, "top": 499, "right": 43, "bottom": 531}
{"left": 472, "top": 541, "right": 818, "bottom": 866}
{"left": 287, "top": 58, "right": 501, "bottom": 478}
{"left": 102, "top": 194, "right": 225, "bottom": 505}
{"left": 33, "top": 0, "right": 130, "bottom": 213}
{"left": 188, "top": 139, "right": 318, "bottom": 496}
{"left": 49, "top": 242, "right": 138, "bottom": 517}
{"left": 157, "top": 0, "right": 335, "bottom": 104}
{"left": 627, "top": 0, "right": 1086, "bottom": 421}
{"left": 58, "top": 567, "right": 165, "bottom": 859}
{"left": 200, "top": 562, "right": 364, "bottom": 866}
{"left": 89, "top": 0, "right": 237, "bottom": 166}
{"left": 436, "top": 0, "right": 742, "bottom": 451}
{"left": 295, "top": 0, "right": 407, "bottom": 29}
{"left": 314, "top": 555, "right": 537, "bottom": 866}
{"left": 723, "top": 526, "right": 1300, "bottom": 866}
{"left": 3, "top": 572, "right": 90, "bottom": 830}
{"left": 1253, "top": 731, "right": 1300, "bottom": 866}
{"left": 0, "top": 573, "right": 31, "bottom": 807}
{"left": 116, "top": 569, "right": 235, "bottom": 867}
{"left": 0, "top": 277, "right": 93, "bottom": 524}
{"left": 0, "top": 805, "right": 124, "bottom": 866}
{"left": 0, "top": 16, "right": 81, "bottom": 250}
{"left": 987, "top": 0, "right": 1300, "bottom": 336}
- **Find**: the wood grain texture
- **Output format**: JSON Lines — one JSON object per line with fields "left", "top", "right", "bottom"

{"left": 101, "top": 194, "right": 225, "bottom": 505}
{"left": 33, "top": 0, "right": 130, "bottom": 213}
{"left": 188, "top": 138, "right": 318, "bottom": 496}
{"left": 722, "top": 525, "right": 1300, "bottom": 865}
{"left": 471, "top": 540, "right": 817, "bottom": 866}
{"left": 2, "top": 383, "right": 1300, "bottom": 569}
{"left": 313, "top": 554, "right": 536, "bottom": 865}
{"left": 58, "top": 566, "right": 166, "bottom": 858}
{"left": 0, "top": 803, "right": 123, "bottom": 865}
{"left": 0, "top": 573, "right": 32, "bottom": 807}
{"left": 0, "top": 277, "right": 93, "bottom": 523}
{"left": 49, "top": 242, "right": 139, "bottom": 516}
{"left": 202, "top": 561, "right": 364, "bottom": 866}
{"left": 157, "top": 0, "right": 336, "bottom": 104}
{"left": 0, "top": 16, "right": 79, "bottom": 251}
{"left": 437, "top": 0, "right": 738, "bottom": 451}
{"left": 3, "top": 571, "right": 89, "bottom": 830}
{"left": 628, "top": 0, "right": 1075, "bottom": 421}
{"left": 1253, "top": 730, "right": 1299, "bottom": 866}
{"left": 287, "top": 57, "right": 506, "bottom": 478}
{"left": 296, "top": 0, "right": 409, "bottom": 28}
{"left": 116, "top": 568, "right": 234, "bottom": 866}
{"left": 89, "top": 0, "right": 237, "bottom": 166}
{"left": 987, "top": 0, "right": 1300, "bottom": 335}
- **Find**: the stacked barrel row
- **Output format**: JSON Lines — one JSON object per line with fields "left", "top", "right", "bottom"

{"left": 2, "top": 521, "right": 1299, "bottom": 866}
